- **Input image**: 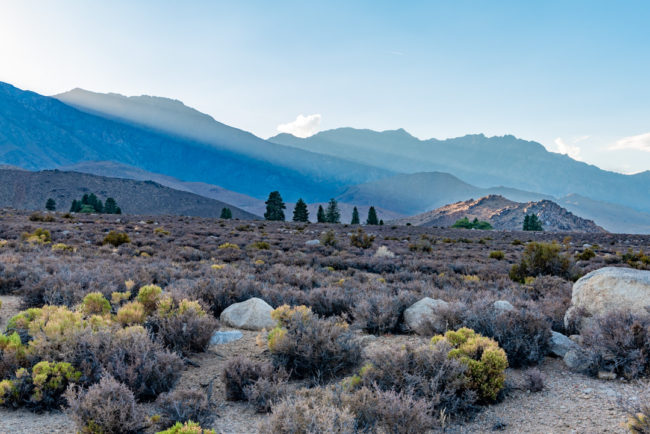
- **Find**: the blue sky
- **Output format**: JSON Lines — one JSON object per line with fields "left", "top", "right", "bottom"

{"left": 1, "top": 0, "right": 649, "bottom": 174}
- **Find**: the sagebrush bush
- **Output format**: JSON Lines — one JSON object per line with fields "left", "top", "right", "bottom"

{"left": 581, "top": 310, "right": 650, "bottom": 379}
{"left": 116, "top": 301, "right": 146, "bottom": 325}
{"left": 352, "top": 291, "right": 417, "bottom": 335}
{"left": 102, "top": 231, "right": 130, "bottom": 247}
{"left": 80, "top": 292, "right": 111, "bottom": 316}
{"left": 432, "top": 328, "right": 508, "bottom": 402}
{"left": 223, "top": 356, "right": 275, "bottom": 401}
{"left": 464, "top": 304, "right": 551, "bottom": 368}
{"left": 157, "top": 421, "right": 216, "bottom": 434}
{"left": 489, "top": 250, "right": 505, "bottom": 260}
{"left": 267, "top": 306, "right": 360, "bottom": 381}
{"left": 65, "top": 375, "right": 147, "bottom": 434}
{"left": 349, "top": 229, "right": 375, "bottom": 249}
{"left": 156, "top": 387, "right": 213, "bottom": 428}
{"left": 509, "top": 242, "right": 574, "bottom": 283}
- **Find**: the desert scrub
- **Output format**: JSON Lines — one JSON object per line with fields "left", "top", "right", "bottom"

{"left": 137, "top": 284, "right": 163, "bottom": 313}
{"left": 509, "top": 241, "right": 575, "bottom": 283}
{"left": 155, "top": 387, "right": 214, "bottom": 428}
{"left": 489, "top": 250, "right": 505, "bottom": 260}
{"left": 65, "top": 375, "right": 148, "bottom": 434}
{"left": 432, "top": 328, "right": 508, "bottom": 402}
{"left": 320, "top": 230, "right": 338, "bottom": 247}
{"left": 349, "top": 228, "right": 375, "bottom": 249}
{"left": 0, "top": 332, "right": 27, "bottom": 379}
{"left": 111, "top": 291, "right": 131, "bottom": 306}
{"left": 154, "top": 226, "right": 171, "bottom": 236}
{"left": 51, "top": 243, "right": 75, "bottom": 253}
{"left": 267, "top": 305, "right": 360, "bottom": 381}
{"left": 576, "top": 248, "right": 596, "bottom": 261}
{"left": 80, "top": 292, "right": 111, "bottom": 316}
{"left": 158, "top": 421, "right": 216, "bottom": 434}
{"left": 116, "top": 301, "right": 146, "bottom": 325}
{"left": 102, "top": 230, "right": 131, "bottom": 247}
{"left": 22, "top": 228, "right": 52, "bottom": 244}
{"left": 250, "top": 241, "right": 270, "bottom": 250}
{"left": 218, "top": 242, "right": 239, "bottom": 249}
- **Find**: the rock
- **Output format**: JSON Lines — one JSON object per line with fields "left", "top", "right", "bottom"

{"left": 305, "top": 239, "right": 320, "bottom": 246}
{"left": 564, "top": 267, "right": 650, "bottom": 331}
{"left": 597, "top": 371, "right": 617, "bottom": 380}
{"left": 549, "top": 331, "right": 579, "bottom": 358}
{"left": 404, "top": 297, "right": 450, "bottom": 335}
{"left": 493, "top": 300, "right": 514, "bottom": 312}
{"left": 220, "top": 298, "right": 276, "bottom": 331}
{"left": 210, "top": 330, "right": 243, "bottom": 345}
{"left": 563, "top": 348, "right": 593, "bottom": 373}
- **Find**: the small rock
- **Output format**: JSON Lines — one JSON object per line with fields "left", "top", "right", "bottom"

{"left": 597, "top": 371, "right": 617, "bottom": 380}
{"left": 493, "top": 300, "right": 514, "bottom": 312}
{"left": 210, "top": 330, "right": 243, "bottom": 345}
{"left": 563, "top": 348, "right": 593, "bottom": 373}
{"left": 404, "top": 297, "right": 450, "bottom": 335}
{"left": 305, "top": 239, "right": 320, "bottom": 246}
{"left": 549, "top": 331, "right": 579, "bottom": 358}
{"left": 220, "top": 298, "right": 276, "bottom": 331}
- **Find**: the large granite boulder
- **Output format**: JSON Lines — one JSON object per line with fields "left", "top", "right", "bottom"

{"left": 404, "top": 297, "right": 450, "bottom": 335}
{"left": 220, "top": 298, "right": 276, "bottom": 330}
{"left": 564, "top": 267, "right": 650, "bottom": 331}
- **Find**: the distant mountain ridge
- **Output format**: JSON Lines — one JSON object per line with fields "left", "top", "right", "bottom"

{"left": 0, "top": 168, "right": 258, "bottom": 219}
{"left": 270, "top": 128, "right": 650, "bottom": 214}
{"left": 396, "top": 195, "right": 606, "bottom": 233}
{"left": 0, "top": 82, "right": 391, "bottom": 202}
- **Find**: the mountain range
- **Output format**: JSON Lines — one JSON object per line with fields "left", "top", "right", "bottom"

{"left": 0, "top": 81, "right": 648, "bottom": 233}
{"left": 397, "top": 195, "right": 606, "bottom": 233}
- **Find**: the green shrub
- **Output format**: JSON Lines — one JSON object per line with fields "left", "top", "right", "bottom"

{"left": 158, "top": 421, "right": 216, "bottom": 434}
{"left": 116, "top": 301, "right": 146, "bottom": 325}
{"left": 489, "top": 250, "right": 505, "bottom": 260}
{"left": 22, "top": 228, "right": 52, "bottom": 244}
{"left": 155, "top": 388, "right": 213, "bottom": 428}
{"left": 349, "top": 229, "right": 375, "bottom": 249}
{"left": 80, "top": 292, "right": 111, "bottom": 316}
{"left": 452, "top": 217, "right": 493, "bottom": 230}
{"left": 102, "top": 231, "right": 130, "bottom": 247}
{"left": 432, "top": 328, "right": 508, "bottom": 402}
{"left": 576, "top": 248, "right": 596, "bottom": 261}
{"left": 250, "top": 241, "right": 270, "bottom": 250}
{"left": 509, "top": 242, "right": 574, "bottom": 283}
{"left": 137, "top": 284, "right": 162, "bottom": 313}
{"left": 320, "top": 230, "right": 338, "bottom": 247}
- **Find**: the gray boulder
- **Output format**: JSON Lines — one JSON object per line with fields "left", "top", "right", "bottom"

{"left": 404, "top": 297, "right": 450, "bottom": 335}
{"left": 549, "top": 331, "right": 579, "bottom": 358}
{"left": 563, "top": 348, "right": 593, "bottom": 373}
{"left": 305, "top": 239, "right": 320, "bottom": 246}
{"left": 564, "top": 267, "right": 650, "bottom": 331}
{"left": 493, "top": 300, "right": 514, "bottom": 312}
{"left": 220, "top": 298, "right": 276, "bottom": 330}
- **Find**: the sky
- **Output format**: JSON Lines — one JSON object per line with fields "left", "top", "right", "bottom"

{"left": 1, "top": 0, "right": 649, "bottom": 174}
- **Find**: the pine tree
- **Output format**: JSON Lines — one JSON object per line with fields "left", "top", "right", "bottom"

{"left": 523, "top": 215, "right": 530, "bottom": 231}
{"left": 316, "top": 205, "right": 326, "bottom": 223}
{"left": 325, "top": 198, "right": 340, "bottom": 224}
{"left": 70, "top": 200, "right": 79, "bottom": 213}
{"left": 292, "top": 199, "right": 309, "bottom": 222}
{"left": 116, "top": 207, "right": 122, "bottom": 215}
{"left": 220, "top": 207, "right": 232, "bottom": 219}
{"left": 264, "top": 191, "right": 286, "bottom": 221}
{"left": 45, "top": 198, "right": 56, "bottom": 211}
{"left": 81, "top": 194, "right": 90, "bottom": 206}
{"left": 366, "top": 206, "right": 379, "bottom": 225}
{"left": 104, "top": 197, "right": 118, "bottom": 214}
{"left": 351, "top": 207, "right": 360, "bottom": 224}
{"left": 379, "top": 219, "right": 384, "bottom": 226}
{"left": 523, "top": 214, "right": 543, "bottom": 231}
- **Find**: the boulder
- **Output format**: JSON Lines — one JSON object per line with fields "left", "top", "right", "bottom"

{"left": 305, "top": 239, "right": 320, "bottom": 246}
{"left": 563, "top": 348, "right": 593, "bottom": 373}
{"left": 549, "top": 331, "right": 578, "bottom": 358}
{"left": 564, "top": 267, "right": 650, "bottom": 331}
{"left": 220, "top": 298, "right": 276, "bottom": 330}
{"left": 210, "top": 330, "right": 243, "bottom": 345}
{"left": 493, "top": 300, "right": 514, "bottom": 312}
{"left": 404, "top": 297, "right": 450, "bottom": 335}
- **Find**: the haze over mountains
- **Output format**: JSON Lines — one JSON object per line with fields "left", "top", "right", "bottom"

{"left": 0, "top": 81, "right": 648, "bottom": 233}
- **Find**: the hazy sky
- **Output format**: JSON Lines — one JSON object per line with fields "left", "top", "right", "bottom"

{"left": 1, "top": 1, "right": 649, "bottom": 174}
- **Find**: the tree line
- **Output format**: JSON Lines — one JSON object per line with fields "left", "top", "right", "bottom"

{"left": 261, "top": 191, "right": 383, "bottom": 225}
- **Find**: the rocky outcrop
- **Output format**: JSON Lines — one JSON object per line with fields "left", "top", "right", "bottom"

{"left": 564, "top": 267, "right": 650, "bottom": 331}
{"left": 220, "top": 298, "right": 276, "bottom": 331}
{"left": 404, "top": 297, "right": 450, "bottom": 335}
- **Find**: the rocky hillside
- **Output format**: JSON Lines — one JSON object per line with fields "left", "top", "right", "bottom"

{"left": 0, "top": 168, "right": 258, "bottom": 219}
{"left": 395, "top": 195, "right": 607, "bottom": 233}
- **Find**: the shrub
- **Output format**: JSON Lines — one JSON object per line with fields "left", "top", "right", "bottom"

{"left": 489, "top": 250, "right": 505, "bottom": 260}
{"left": 267, "top": 306, "right": 360, "bottom": 381}
{"left": 1, "top": 361, "right": 81, "bottom": 411}
{"left": 523, "top": 368, "right": 545, "bottom": 393}
{"left": 374, "top": 245, "right": 395, "bottom": 258}
{"left": 22, "top": 228, "right": 52, "bottom": 244}
{"left": 581, "top": 310, "right": 650, "bottom": 379}
{"left": 158, "top": 421, "right": 216, "bottom": 434}
{"left": 154, "top": 227, "right": 171, "bottom": 236}
{"left": 576, "top": 248, "right": 596, "bottom": 261}
{"left": 116, "top": 301, "right": 146, "bottom": 325}
{"left": 349, "top": 229, "right": 375, "bottom": 249}
{"left": 156, "top": 388, "right": 213, "bottom": 428}
{"left": 509, "top": 242, "right": 574, "bottom": 283}
{"left": 102, "top": 231, "right": 130, "bottom": 247}
{"left": 223, "top": 356, "right": 276, "bottom": 400}
{"left": 0, "top": 332, "right": 27, "bottom": 380}
{"left": 218, "top": 242, "right": 239, "bottom": 250}
{"left": 137, "top": 284, "right": 163, "bottom": 313}
{"left": 355, "top": 342, "right": 476, "bottom": 417}
{"left": 464, "top": 305, "right": 551, "bottom": 368}
{"left": 51, "top": 243, "right": 75, "bottom": 253}
{"left": 432, "top": 328, "right": 508, "bottom": 402}
{"left": 146, "top": 299, "right": 218, "bottom": 355}
{"left": 80, "top": 292, "right": 111, "bottom": 316}
{"left": 624, "top": 387, "right": 650, "bottom": 433}
{"left": 260, "top": 390, "right": 355, "bottom": 434}
{"left": 352, "top": 291, "right": 417, "bottom": 335}
{"left": 250, "top": 241, "right": 270, "bottom": 250}
{"left": 65, "top": 375, "right": 147, "bottom": 434}
{"left": 29, "top": 212, "right": 55, "bottom": 222}
{"left": 244, "top": 373, "right": 289, "bottom": 413}
{"left": 320, "top": 230, "right": 338, "bottom": 247}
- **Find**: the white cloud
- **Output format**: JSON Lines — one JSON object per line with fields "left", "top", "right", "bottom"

{"left": 609, "top": 132, "right": 650, "bottom": 152}
{"left": 554, "top": 137, "right": 583, "bottom": 160}
{"left": 277, "top": 114, "right": 322, "bottom": 138}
